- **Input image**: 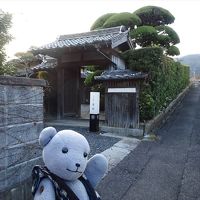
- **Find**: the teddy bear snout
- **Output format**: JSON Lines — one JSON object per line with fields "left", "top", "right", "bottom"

{"left": 76, "top": 163, "right": 80, "bottom": 168}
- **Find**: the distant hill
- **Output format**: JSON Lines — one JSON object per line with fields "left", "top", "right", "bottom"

{"left": 177, "top": 54, "right": 200, "bottom": 78}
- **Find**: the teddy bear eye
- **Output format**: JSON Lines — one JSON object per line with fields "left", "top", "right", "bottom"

{"left": 83, "top": 152, "right": 88, "bottom": 158}
{"left": 62, "top": 147, "right": 68, "bottom": 154}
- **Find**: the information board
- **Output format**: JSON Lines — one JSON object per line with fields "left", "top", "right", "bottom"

{"left": 90, "top": 92, "right": 100, "bottom": 114}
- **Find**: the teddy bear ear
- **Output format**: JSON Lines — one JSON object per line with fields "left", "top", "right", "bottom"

{"left": 39, "top": 127, "right": 57, "bottom": 147}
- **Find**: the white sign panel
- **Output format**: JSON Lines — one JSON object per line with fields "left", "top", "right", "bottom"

{"left": 90, "top": 92, "right": 100, "bottom": 114}
{"left": 108, "top": 88, "right": 136, "bottom": 93}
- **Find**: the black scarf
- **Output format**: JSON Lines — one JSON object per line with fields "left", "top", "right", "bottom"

{"left": 32, "top": 165, "right": 101, "bottom": 200}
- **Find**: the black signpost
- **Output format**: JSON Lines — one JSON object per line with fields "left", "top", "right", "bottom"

{"left": 89, "top": 92, "right": 100, "bottom": 132}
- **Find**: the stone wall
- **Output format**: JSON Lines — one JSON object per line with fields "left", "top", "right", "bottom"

{"left": 0, "top": 76, "right": 46, "bottom": 199}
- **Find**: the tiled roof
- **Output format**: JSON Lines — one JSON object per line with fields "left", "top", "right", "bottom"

{"left": 32, "top": 54, "right": 57, "bottom": 71}
{"left": 15, "top": 68, "right": 34, "bottom": 77}
{"left": 31, "top": 26, "right": 130, "bottom": 52}
{"left": 32, "top": 62, "right": 57, "bottom": 71}
{"left": 94, "top": 69, "right": 147, "bottom": 81}
{"left": 81, "top": 70, "right": 93, "bottom": 79}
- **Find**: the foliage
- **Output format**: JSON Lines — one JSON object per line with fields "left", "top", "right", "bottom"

{"left": 84, "top": 69, "right": 105, "bottom": 110}
{"left": 36, "top": 71, "right": 48, "bottom": 80}
{"left": 90, "top": 13, "right": 115, "bottom": 30}
{"left": 0, "top": 61, "right": 16, "bottom": 75}
{"left": 139, "top": 86, "right": 155, "bottom": 120}
{"left": 134, "top": 6, "right": 175, "bottom": 26}
{"left": 131, "top": 26, "right": 157, "bottom": 47}
{"left": 3, "top": 51, "right": 38, "bottom": 76}
{"left": 84, "top": 70, "right": 103, "bottom": 86}
{"left": 132, "top": 6, "right": 179, "bottom": 55}
{"left": 91, "top": 6, "right": 179, "bottom": 56}
{"left": 130, "top": 24, "right": 180, "bottom": 54}
{"left": 14, "top": 51, "right": 37, "bottom": 68}
{"left": 123, "top": 48, "right": 189, "bottom": 121}
{"left": 85, "top": 65, "right": 96, "bottom": 72}
{"left": 0, "top": 10, "right": 12, "bottom": 64}
{"left": 155, "top": 25, "right": 180, "bottom": 46}
{"left": 166, "top": 45, "right": 180, "bottom": 56}
{"left": 102, "top": 12, "right": 141, "bottom": 29}
{"left": 0, "top": 9, "right": 12, "bottom": 75}
{"left": 123, "top": 47, "right": 163, "bottom": 72}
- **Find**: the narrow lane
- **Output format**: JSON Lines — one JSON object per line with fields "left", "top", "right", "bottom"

{"left": 98, "top": 83, "right": 200, "bottom": 200}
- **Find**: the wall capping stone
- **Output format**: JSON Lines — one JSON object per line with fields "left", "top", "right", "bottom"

{"left": 0, "top": 76, "right": 46, "bottom": 87}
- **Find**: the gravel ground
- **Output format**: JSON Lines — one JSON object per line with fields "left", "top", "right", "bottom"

{"left": 51, "top": 125, "right": 121, "bottom": 157}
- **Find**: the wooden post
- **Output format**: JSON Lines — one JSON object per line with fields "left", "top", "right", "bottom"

{"left": 76, "top": 66, "right": 81, "bottom": 117}
{"left": 57, "top": 64, "right": 64, "bottom": 119}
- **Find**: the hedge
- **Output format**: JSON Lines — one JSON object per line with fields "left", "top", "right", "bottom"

{"left": 123, "top": 47, "right": 189, "bottom": 121}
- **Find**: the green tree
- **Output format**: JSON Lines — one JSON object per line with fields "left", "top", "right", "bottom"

{"left": 5, "top": 51, "right": 38, "bottom": 76}
{"left": 90, "top": 13, "right": 116, "bottom": 30}
{"left": 102, "top": 12, "right": 141, "bottom": 29}
{"left": 91, "top": 6, "right": 180, "bottom": 56}
{"left": 133, "top": 6, "right": 179, "bottom": 55}
{"left": 166, "top": 45, "right": 180, "bottom": 56}
{"left": 133, "top": 6, "right": 175, "bottom": 26}
{"left": 14, "top": 51, "right": 37, "bottom": 68}
{"left": 91, "top": 12, "right": 141, "bottom": 30}
{"left": 0, "top": 9, "right": 12, "bottom": 75}
{"left": 130, "top": 26, "right": 158, "bottom": 47}
{"left": 155, "top": 25, "right": 180, "bottom": 47}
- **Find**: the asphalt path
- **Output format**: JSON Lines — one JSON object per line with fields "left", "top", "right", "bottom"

{"left": 98, "top": 82, "right": 200, "bottom": 200}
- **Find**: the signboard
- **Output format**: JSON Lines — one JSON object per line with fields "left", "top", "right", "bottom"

{"left": 108, "top": 88, "right": 136, "bottom": 93}
{"left": 90, "top": 92, "right": 100, "bottom": 114}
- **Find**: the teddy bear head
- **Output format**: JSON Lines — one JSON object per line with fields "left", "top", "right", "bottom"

{"left": 39, "top": 127, "right": 90, "bottom": 181}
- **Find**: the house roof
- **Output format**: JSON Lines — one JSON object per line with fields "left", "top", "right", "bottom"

{"left": 94, "top": 69, "right": 147, "bottom": 81}
{"left": 32, "top": 54, "right": 57, "bottom": 71}
{"left": 31, "top": 26, "right": 133, "bottom": 53}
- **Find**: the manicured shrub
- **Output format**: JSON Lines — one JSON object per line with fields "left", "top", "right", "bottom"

{"left": 102, "top": 12, "right": 141, "bottom": 29}
{"left": 90, "top": 13, "right": 115, "bottom": 30}
{"left": 155, "top": 25, "right": 180, "bottom": 46}
{"left": 130, "top": 26, "right": 158, "bottom": 47}
{"left": 166, "top": 45, "right": 180, "bottom": 56}
{"left": 134, "top": 6, "right": 175, "bottom": 26}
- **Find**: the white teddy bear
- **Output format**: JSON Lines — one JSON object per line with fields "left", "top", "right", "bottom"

{"left": 32, "top": 127, "right": 108, "bottom": 200}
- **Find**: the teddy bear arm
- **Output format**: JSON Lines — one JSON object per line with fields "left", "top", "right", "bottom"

{"left": 85, "top": 154, "right": 108, "bottom": 188}
{"left": 34, "top": 178, "right": 55, "bottom": 200}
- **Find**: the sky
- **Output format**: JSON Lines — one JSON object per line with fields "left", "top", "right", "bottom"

{"left": 1, "top": 0, "right": 200, "bottom": 60}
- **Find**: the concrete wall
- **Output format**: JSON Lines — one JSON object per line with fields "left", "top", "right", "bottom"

{"left": 0, "top": 76, "right": 46, "bottom": 199}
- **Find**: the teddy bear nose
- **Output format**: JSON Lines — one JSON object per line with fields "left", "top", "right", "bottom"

{"left": 76, "top": 163, "right": 80, "bottom": 168}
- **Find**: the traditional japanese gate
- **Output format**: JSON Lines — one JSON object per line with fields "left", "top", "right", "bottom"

{"left": 32, "top": 26, "right": 133, "bottom": 119}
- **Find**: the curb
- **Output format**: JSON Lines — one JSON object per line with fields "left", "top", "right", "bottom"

{"left": 100, "top": 126, "right": 143, "bottom": 137}
{"left": 101, "top": 137, "right": 140, "bottom": 173}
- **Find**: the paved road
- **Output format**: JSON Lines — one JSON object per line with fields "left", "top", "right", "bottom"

{"left": 98, "top": 83, "right": 200, "bottom": 200}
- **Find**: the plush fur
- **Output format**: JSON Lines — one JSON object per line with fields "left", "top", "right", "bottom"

{"left": 34, "top": 127, "right": 108, "bottom": 200}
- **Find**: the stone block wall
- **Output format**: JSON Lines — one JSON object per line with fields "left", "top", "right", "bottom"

{"left": 0, "top": 76, "right": 46, "bottom": 199}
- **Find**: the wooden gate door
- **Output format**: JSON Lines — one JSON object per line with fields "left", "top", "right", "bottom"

{"left": 64, "top": 67, "right": 80, "bottom": 117}
{"left": 105, "top": 92, "right": 137, "bottom": 128}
